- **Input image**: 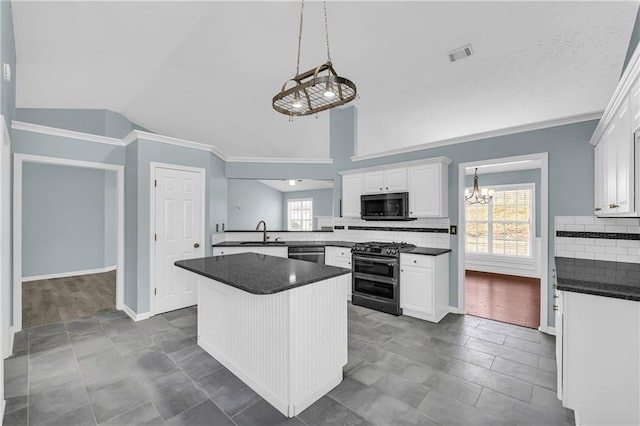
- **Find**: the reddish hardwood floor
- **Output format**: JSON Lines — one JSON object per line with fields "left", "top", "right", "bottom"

{"left": 465, "top": 270, "right": 540, "bottom": 329}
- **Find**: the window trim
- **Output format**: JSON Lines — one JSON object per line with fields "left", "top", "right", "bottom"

{"left": 287, "top": 197, "right": 313, "bottom": 231}
{"left": 465, "top": 183, "right": 535, "bottom": 259}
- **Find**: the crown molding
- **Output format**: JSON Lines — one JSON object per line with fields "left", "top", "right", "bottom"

{"left": 126, "top": 130, "right": 227, "bottom": 159}
{"left": 589, "top": 39, "right": 640, "bottom": 145}
{"left": 10, "top": 121, "right": 335, "bottom": 164}
{"left": 225, "top": 157, "right": 333, "bottom": 164}
{"left": 12, "top": 121, "right": 123, "bottom": 146}
{"left": 339, "top": 156, "right": 451, "bottom": 175}
{"left": 351, "top": 111, "right": 603, "bottom": 162}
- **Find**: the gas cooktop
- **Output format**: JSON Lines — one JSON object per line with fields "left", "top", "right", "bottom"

{"left": 351, "top": 241, "right": 416, "bottom": 256}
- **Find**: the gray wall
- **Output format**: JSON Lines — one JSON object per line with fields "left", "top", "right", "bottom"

{"left": 282, "top": 188, "right": 333, "bottom": 230}
{"left": 22, "top": 163, "right": 109, "bottom": 277}
{"left": 227, "top": 180, "right": 282, "bottom": 230}
{"left": 464, "top": 169, "right": 541, "bottom": 237}
{"left": 226, "top": 106, "right": 597, "bottom": 328}
{"left": 16, "top": 108, "right": 149, "bottom": 138}
{"left": 104, "top": 171, "right": 117, "bottom": 267}
{"left": 1, "top": 0, "right": 16, "bottom": 126}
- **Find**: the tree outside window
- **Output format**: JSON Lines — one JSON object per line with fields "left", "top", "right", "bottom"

{"left": 466, "top": 184, "right": 534, "bottom": 257}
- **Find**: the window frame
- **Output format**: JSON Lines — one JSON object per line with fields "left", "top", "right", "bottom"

{"left": 465, "top": 183, "right": 535, "bottom": 259}
{"left": 287, "top": 197, "right": 314, "bottom": 231}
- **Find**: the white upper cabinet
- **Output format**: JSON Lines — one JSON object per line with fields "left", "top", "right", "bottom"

{"left": 363, "top": 168, "right": 407, "bottom": 194}
{"left": 594, "top": 95, "right": 634, "bottom": 216}
{"left": 407, "top": 163, "right": 448, "bottom": 218}
{"left": 342, "top": 174, "right": 363, "bottom": 217}
{"left": 591, "top": 51, "right": 640, "bottom": 217}
{"left": 341, "top": 157, "right": 450, "bottom": 218}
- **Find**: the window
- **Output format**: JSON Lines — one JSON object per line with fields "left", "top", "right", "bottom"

{"left": 287, "top": 198, "right": 313, "bottom": 231}
{"left": 466, "top": 184, "right": 534, "bottom": 257}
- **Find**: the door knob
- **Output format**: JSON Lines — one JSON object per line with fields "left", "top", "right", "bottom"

{"left": 194, "top": 243, "right": 200, "bottom": 248}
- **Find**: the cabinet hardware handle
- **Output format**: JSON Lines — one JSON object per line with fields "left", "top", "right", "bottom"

{"left": 595, "top": 207, "right": 602, "bottom": 211}
{"left": 553, "top": 295, "right": 559, "bottom": 299}
{"left": 400, "top": 269, "right": 404, "bottom": 272}
{"left": 610, "top": 203, "right": 619, "bottom": 208}
{"left": 386, "top": 187, "right": 389, "bottom": 190}
{"left": 194, "top": 243, "right": 200, "bottom": 248}
{"left": 379, "top": 187, "right": 382, "bottom": 190}
{"left": 553, "top": 305, "right": 558, "bottom": 311}
{"left": 413, "top": 260, "right": 417, "bottom": 263}
{"left": 553, "top": 284, "right": 557, "bottom": 289}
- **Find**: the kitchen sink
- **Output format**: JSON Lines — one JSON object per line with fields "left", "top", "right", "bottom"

{"left": 239, "top": 241, "right": 286, "bottom": 245}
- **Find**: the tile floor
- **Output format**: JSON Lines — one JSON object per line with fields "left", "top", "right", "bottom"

{"left": 3, "top": 303, "right": 574, "bottom": 426}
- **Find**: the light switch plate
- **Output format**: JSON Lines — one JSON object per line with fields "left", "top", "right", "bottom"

{"left": 450, "top": 225, "right": 457, "bottom": 235}
{"left": 2, "top": 63, "right": 11, "bottom": 82}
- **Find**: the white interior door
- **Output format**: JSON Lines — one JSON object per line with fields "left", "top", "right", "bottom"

{"left": 154, "top": 166, "right": 204, "bottom": 314}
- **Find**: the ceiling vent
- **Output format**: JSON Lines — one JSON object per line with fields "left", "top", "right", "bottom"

{"left": 448, "top": 44, "right": 473, "bottom": 62}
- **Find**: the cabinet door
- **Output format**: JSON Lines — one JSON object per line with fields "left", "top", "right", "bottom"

{"left": 400, "top": 265, "right": 434, "bottom": 315}
{"left": 383, "top": 168, "right": 407, "bottom": 192}
{"left": 363, "top": 171, "right": 385, "bottom": 193}
{"left": 614, "top": 96, "right": 634, "bottom": 214}
{"left": 594, "top": 142, "right": 605, "bottom": 215}
{"left": 407, "top": 164, "right": 444, "bottom": 217}
{"left": 604, "top": 123, "right": 617, "bottom": 214}
{"left": 342, "top": 174, "right": 363, "bottom": 217}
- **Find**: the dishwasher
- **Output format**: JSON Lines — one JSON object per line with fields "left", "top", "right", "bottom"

{"left": 288, "top": 246, "right": 325, "bottom": 264}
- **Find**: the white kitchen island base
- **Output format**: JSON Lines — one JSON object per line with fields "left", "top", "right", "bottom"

{"left": 197, "top": 273, "right": 350, "bottom": 418}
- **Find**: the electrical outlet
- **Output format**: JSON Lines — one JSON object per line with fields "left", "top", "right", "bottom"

{"left": 2, "top": 63, "right": 11, "bottom": 82}
{"left": 216, "top": 223, "right": 219, "bottom": 232}
{"left": 450, "top": 225, "right": 457, "bottom": 235}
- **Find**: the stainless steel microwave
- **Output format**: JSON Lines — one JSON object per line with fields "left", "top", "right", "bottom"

{"left": 360, "top": 192, "right": 414, "bottom": 221}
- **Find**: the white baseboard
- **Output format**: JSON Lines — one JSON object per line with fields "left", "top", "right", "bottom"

{"left": 6, "top": 326, "right": 16, "bottom": 358}
{"left": 1, "top": 400, "right": 6, "bottom": 422}
{"left": 539, "top": 325, "right": 556, "bottom": 336}
{"left": 22, "top": 265, "right": 117, "bottom": 282}
{"left": 448, "top": 306, "right": 463, "bottom": 314}
{"left": 122, "top": 304, "right": 153, "bottom": 322}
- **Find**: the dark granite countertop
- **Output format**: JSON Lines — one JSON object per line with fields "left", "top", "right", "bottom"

{"left": 212, "top": 241, "right": 355, "bottom": 248}
{"left": 402, "top": 247, "right": 452, "bottom": 256}
{"left": 175, "top": 253, "right": 351, "bottom": 295}
{"left": 555, "top": 257, "right": 640, "bottom": 302}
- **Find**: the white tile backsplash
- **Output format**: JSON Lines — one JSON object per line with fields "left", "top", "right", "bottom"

{"left": 216, "top": 217, "right": 451, "bottom": 249}
{"left": 555, "top": 215, "right": 640, "bottom": 264}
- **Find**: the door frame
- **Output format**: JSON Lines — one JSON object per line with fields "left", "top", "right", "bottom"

{"left": 13, "top": 153, "right": 125, "bottom": 332}
{"left": 457, "top": 152, "right": 550, "bottom": 333}
{"left": 149, "top": 162, "right": 206, "bottom": 316}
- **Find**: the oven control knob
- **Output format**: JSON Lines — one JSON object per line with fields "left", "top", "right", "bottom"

{"left": 386, "top": 249, "right": 391, "bottom": 254}
{"left": 391, "top": 249, "right": 397, "bottom": 255}
{"left": 366, "top": 247, "right": 371, "bottom": 252}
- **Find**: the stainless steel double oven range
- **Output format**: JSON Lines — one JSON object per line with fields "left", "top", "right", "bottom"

{"left": 350, "top": 242, "right": 415, "bottom": 316}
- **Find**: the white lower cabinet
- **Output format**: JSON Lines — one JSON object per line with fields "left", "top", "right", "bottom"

{"left": 557, "top": 290, "right": 640, "bottom": 426}
{"left": 212, "top": 246, "right": 288, "bottom": 258}
{"left": 400, "top": 253, "right": 449, "bottom": 322}
{"left": 325, "top": 246, "right": 352, "bottom": 301}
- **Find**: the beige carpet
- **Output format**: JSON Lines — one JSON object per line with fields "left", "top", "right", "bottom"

{"left": 22, "top": 270, "right": 116, "bottom": 328}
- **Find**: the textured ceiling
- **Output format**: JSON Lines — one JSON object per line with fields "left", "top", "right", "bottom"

{"left": 11, "top": 1, "right": 638, "bottom": 159}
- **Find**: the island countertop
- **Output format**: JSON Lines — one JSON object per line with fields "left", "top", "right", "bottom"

{"left": 175, "top": 253, "right": 351, "bottom": 295}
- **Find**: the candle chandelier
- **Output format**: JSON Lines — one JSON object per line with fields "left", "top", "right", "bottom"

{"left": 272, "top": 0, "right": 357, "bottom": 117}
{"left": 465, "top": 168, "right": 495, "bottom": 205}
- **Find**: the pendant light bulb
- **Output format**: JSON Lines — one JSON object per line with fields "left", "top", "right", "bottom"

{"left": 292, "top": 93, "right": 303, "bottom": 109}
{"left": 323, "top": 82, "right": 335, "bottom": 98}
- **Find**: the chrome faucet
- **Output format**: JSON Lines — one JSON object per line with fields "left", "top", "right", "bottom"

{"left": 256, "top": 220, "right": 267, "bottom": 242}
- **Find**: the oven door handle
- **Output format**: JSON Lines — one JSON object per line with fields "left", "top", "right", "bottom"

{"left": 352, "top": 255, "right": 398, "bottom": 267}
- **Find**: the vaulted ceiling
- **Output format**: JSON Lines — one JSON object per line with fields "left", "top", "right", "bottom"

{"left": 11, "top": 1, "right": 638, "bottom": 159}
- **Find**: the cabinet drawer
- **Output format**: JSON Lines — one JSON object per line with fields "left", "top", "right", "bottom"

{"left": 400, "top": 254, "right": 433, "bottom": 269}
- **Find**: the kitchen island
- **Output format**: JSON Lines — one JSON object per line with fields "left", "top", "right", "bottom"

{"left": 174, "top": 253, "right": 351, "bottom": 418}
